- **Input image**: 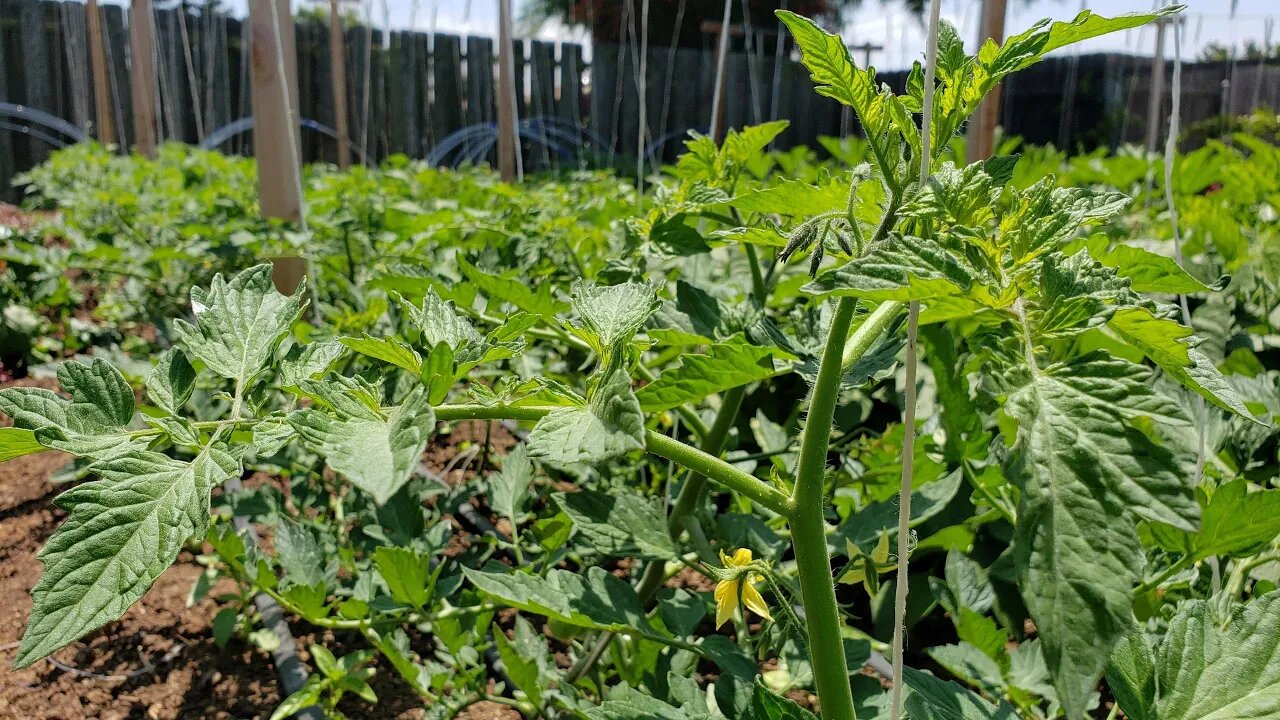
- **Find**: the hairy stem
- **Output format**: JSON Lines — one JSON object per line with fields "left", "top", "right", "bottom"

{"left": 789, "top": 295, "right": 860, "bottom": 720}
{"left": 840, "top": 301, "right": 903, "bottom": 371}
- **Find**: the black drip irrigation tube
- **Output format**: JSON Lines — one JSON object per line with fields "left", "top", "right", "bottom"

{"left": 223, "top": 475, "right": 324, "bottom": 720}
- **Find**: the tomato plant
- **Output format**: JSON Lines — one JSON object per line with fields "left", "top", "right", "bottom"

{"left": 3, "top": 5, "right": 1280, "bottom": 720}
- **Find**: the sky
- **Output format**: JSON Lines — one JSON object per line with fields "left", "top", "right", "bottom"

{"left": 104, "top": 0, "right": 1279, "bottom": 70}
{"left": 365, "top": 0, "right": 1279, "bottom": 69}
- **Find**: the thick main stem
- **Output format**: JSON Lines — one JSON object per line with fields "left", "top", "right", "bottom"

{"left": 790, "top": 296, "right": 859, "bottom": 720}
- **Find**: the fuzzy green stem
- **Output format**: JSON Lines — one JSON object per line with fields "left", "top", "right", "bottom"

{"left": 1133, "top": 555, "right": 1196, "bottom": 596}
{"left": 840, "top": 301, "right": 903, "bottom": 371}
{"left": 790, "top": 296, "right": 860, "bottom": 720}
{"left": 745, "top": 244, "right": 768, "bottom": 304}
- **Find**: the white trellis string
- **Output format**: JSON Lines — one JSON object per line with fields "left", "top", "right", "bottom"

{"left": 891, "top": 0, "right": 941, "bottom": 717}
{"left": 708, "top": 0, "right": 733, "bottom": 141}
{"left": 1161, "top": 7, "right": 1204, "bottom": 486}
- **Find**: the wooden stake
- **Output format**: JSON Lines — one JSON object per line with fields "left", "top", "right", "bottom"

{"left": 966, "top": 0, "right": 1006, "bottom": 162}
{"left": 87, "top": 0, "right": 113, "bottom": 144}
{"left": 129, "top": 0, "right": 158, "bottom": 157}
{"left": 249, "top": 0, "right": 306, "bottom": 294}
{"left": 496, "top": 0, "right": 517, "bottom": 182}
{"left": 328, "top": 0, "right": 350, "bottom": 169}
{"left": 1145, "top": 17, "right": 1168, "bottom": 155}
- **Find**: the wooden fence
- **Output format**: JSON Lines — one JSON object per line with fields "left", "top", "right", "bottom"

{"left": 0, "top": 0, "right": 1278, "bottom": 199}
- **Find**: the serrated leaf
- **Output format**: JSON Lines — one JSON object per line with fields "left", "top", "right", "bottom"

{"left": 776, "top": 11, "right": 888, "bottom": 137}
{"left": 1037, "top": 6, "right": 1183, "bottom": 59}
{"left": 275, "top": 520, "right": 335, "bottom": 588}
{"left": 373, "top": 546, "right": 433, "bottom": 609}
{"left": 555, "top": 489, "right": 678, "bottom": 559}
{"left": 1156, "top": 591, "right": 1280, "bottom": 720}
{"left": 571, "top": 282, "right": 661, "bottom": 352}
{"left": 1006, "top": 357, "right": 1181, "bottom": 719}
{"left": 804, "top": 235, "right": 974, "bottom": 300}
{"left": 290, "top": 385, "right": 436, "bottom": 504}
{"left": 0, "top": 359, "right": 142, "bottom": 460}
{"left": 1109, "top": 307, "right": 1258, "bottom": 421}
{"left": 0, "top": 427, "right": 44, "bottom": 462}
{"left": 649, "top": 214, "right": 711, "bottom": 257}
{"left": 278, "top": 340, "right": 347, "bottom": 388}
{"left": 171, "top": 264, "right": 304, "bottom": 384}
{"left": 493, "top": 616, "right": 546, "bottom": 707}
{"left": 489, "top": 443, "right": 533, "bottom": 529}
{"left": 903, "top": 667, "right": 1019, "bottom": 720}
{"left": 1153, "top": 479, "right": 1280, "bottom": 562}
{"left": 397, "top": 288, "right": 483, "bottom": 351}
{"left": 458, "top": 257, "right": 568, "bottom": 318}
{"left": 1106, "top": 628, "right": 1158, "bottom": 720}
{"left": 14, "top": 446, "right": 241, "bottom": 667}
{"left": 463, "top": 566, "right": 652, "bottom": 634}
{"left": 340, "top": 335, "right": 423, "bottom": 374}
{"left": 636, "top": 339, "right": 780, "bottom": 412}
{"left": 528, "top": 366, "right": 645, "bottom": 464}
{"left": 145, "top": 348, "right": 195, "bottom": 414}
{"left": 1086, "top": 240, "right": 1214, "bottom": 294}
{"left": 586, "top": 685, "right": 701, "bottom": 720}
{"left": 727, "top": 177, "right": 848, "bottom": 216}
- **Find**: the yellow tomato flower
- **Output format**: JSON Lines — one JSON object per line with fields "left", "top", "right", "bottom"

{"left": 714, "top": 548, "right": 774, "bottom": 629}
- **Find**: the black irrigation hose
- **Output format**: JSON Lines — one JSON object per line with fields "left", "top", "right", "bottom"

{"left": 224, "top": 475, "right": 324, "bottom": 720}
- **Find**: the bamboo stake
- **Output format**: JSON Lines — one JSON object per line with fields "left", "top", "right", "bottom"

{"left": 86, "top": 0, "right": 113, "bottom": 144}
{"left": 328, "top": 0, "right": 351, "bottom": 169}
{"left": 496, "top": 0, "right": 518, "bottom": 182}
{"left": 966, "top": 0, "right": 1006, "bottom": 163}
{"left": 249, "top": 0, "right": 306, "bottom": 295}
{"left": 129, "top": 0, "right": 158, "bottom": 157}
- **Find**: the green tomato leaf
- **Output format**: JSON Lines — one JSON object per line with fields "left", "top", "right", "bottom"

{"left": 749, "top": 677, "right": 818, "bottom": 720}
{"left": 804, "top": 235, "right": 974, "bottom": 301}
{"left": 1085, "top": 239, "right": 1215, "bottom": 294}
{"left": 145, "top": 348, "right": 196, "bottom": 414}
{"left": 775, "top": 10, "right": 889, "bottom": 138}
{"left": 463, "top": 566, "right": 652, "bottom": 634}
{"left": 570, "top": 282, "right": 661, "bottom": 353}
{"left": 902, "top": 667, "right": 1019, "bottom": 719}
{"left": 1156, "top": 591, "right": 1280, "bottom": 720}
{"left": 1005, "top": 353, "right": 1201, "bottom": 719}
{"left": 1152, "top": 479, "right": 1280, "bottom": 561}
{"left": 528, "top": 365, "right": 645, "bottom": 464}
{"left": 554, "top": 488, "right": 678, "bottom": 560}
{"left": 373, "top": 546, "right": 433, "bottom": 609}
{"left": 172, "top": 264, "right": 305, "bottom": 384}
{"left": 0, "top": 359, "right": 144, "bottom": 460}
{"left": 1106, "top": 628, "right": 1158, "bottom": 720}
{"left": 457, "top": 257, "right": 569, "bottom": 318}
{"left": 1109, "top": 307, "right": 1258, "bottom": 421}
{"left": 14, "top": 446, "right": 241, "bottom": 668}
{"left": 0, "top": 426, "right": 44, "bottom": 462}
{"left": 290, "top": 385, "right": 436, "bottom": 504}
{"left": 340, "top": 334, "right": 423, "bottom": 374}
{"left": 489, "top": 443, "right": 533, "bottom": 529}
{"left": 636, "top": 338, "right": 781, "bottom": 412}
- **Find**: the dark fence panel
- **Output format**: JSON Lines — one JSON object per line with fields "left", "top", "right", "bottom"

{"left": 0, "top": 0, "right": 1278, "bottom": 201}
